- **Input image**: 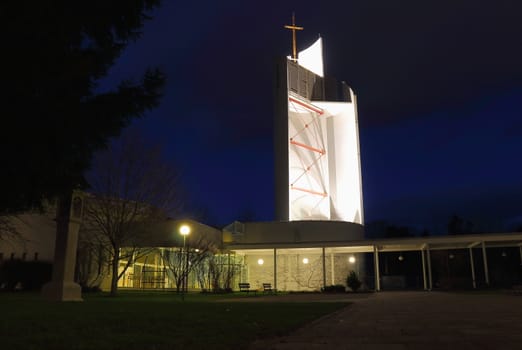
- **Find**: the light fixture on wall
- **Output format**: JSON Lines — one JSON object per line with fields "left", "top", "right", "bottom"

{"left": 302, "top": 258, "right": 309, "bottom": 264}
{"left": 398, "top": 253, "right": 404, "bottom": 261}
{"left": 449, "top": 253, "right": 455, "bottom": 259}
{"left": 501, "top": 251, "right": 507, "bottom": 257}
{"left": 348, "top": 256, "right": 356, "bottom": 264}
{"left": 257, "top": 258, "right": 264, "bottom": 265}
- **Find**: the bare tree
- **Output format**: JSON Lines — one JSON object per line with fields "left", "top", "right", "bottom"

{"left": 82, "top": 130, "right": 183, "bottom": 296}
{"left": 0, "top": 204, "right": 55, "bottom": 248}
{"left": 285, "top": 255, "right": 323, "bottom": 290}
{"left": 211, "top": 253, "right": 242, "bottom": 292}
{"left": 0, "top": 216, "right": 20, "bottom": 243}
{"left": 75, "top": 236, "right": 110, "bottom": 290}
{"left": 162, "top": 233, "right": 218, "bottom": 293}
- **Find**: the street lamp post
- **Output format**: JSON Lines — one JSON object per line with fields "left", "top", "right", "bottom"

{"left": 179, "top": 224, "right": 190, "bottom": 301}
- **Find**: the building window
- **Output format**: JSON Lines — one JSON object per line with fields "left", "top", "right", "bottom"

{"left": 34, "top": 252, "right": 39, "bottom": 261}
{"left": 22, "top": 252, "right": 27, "bottom": 261}
{"left": 10, "top": 253, "right": 15, "bottom": 260}
{"left": 0, "top": 252, "right": 3, "bottom": 261}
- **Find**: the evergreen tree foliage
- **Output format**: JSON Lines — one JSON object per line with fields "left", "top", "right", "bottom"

{"left": 0, "top": 1, "right": 165, "bottom": 215}
{"left": 447, "top": 214, "right": 474, "bottom": 235}
{"left": 346, "top": 270, "right": 362, "bottom": 292}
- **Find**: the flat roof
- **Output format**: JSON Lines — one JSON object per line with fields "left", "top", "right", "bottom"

{"left": 227, "top": 232, "right": 522, "bottom": 253}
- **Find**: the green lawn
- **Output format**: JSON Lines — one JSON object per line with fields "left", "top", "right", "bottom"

{"left": 0, "top": 291, "right": 349, "bottom": 350}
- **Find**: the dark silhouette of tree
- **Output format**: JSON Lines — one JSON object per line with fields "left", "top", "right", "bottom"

{"left": 447, "top": 214, "right": 474, "bottom": 235}
{"left": 384, "top": 225, "right": 412, "bottom": 238}
{"left": 447, "top": 215, "right": 464, "bottom": 235}
{"left": 236, "top": 207, "right": 257, "bottom": 222}
{"left": 1, "top": 1, "right": 164, "bottom": 216}
{"left": 81, "top": 131, "right": 182, "bottom": 296}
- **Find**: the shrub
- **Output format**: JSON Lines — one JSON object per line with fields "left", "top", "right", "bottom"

{"left": 346, "top": 270, "right": 362, "bottom": 292}
{"left": 211, "top": 287, "right": 233, "bottom": 294}
{"left": 81, "top": 285, "right": 102, "bottom": 293}
{"left": 0, "top": 260, "right": 52, "bottom": 291}
{"left": 321, "top": 284, "right": 346, "bottom": 293}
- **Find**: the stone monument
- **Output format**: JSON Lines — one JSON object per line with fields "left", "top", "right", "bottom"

{"left": 41, "top": 190, "right": 83, "bottom": 301}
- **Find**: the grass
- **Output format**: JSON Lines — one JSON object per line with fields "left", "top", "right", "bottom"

{"left": 0, "top": 290, "right": 349, "bottom": 350}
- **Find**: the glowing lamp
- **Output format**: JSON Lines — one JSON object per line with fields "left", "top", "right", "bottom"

{"left": 179, "top": 225, "right": 190, "bottom": 236}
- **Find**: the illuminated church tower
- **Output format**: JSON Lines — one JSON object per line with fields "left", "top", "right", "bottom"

{"left": 275, "top": 18, "right": 364, "bottom": 224}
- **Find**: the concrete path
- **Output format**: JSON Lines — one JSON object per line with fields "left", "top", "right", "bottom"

{"left": 250, "top": 291, "right": 522, "bottom": 349}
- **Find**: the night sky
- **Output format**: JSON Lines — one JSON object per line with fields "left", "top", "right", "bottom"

{"left": 100, "top": 0, "right": 522, "bottom": 232}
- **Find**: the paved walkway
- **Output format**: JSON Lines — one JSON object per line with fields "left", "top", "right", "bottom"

{"left": 249, "top": 291, "right": 522, "bottom": 349}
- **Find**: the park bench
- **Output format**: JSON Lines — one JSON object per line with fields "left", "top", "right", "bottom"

{"left": 262, "top": 283, "right": 273, "bottom": 293}
{"left": 239, "top": 282, "right": 256, "bottom": 295}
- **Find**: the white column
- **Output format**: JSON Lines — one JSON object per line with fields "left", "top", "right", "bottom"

{"left": 287, "top": 255, "right": 292, "bottom": 290}
{"left": 322, "top": 247, "right": 326, "bottom": 289}
{"left": 273, "top": 248, "right": 277, "bottom": 292}
{"left": 421, "top": 249, "right": 427, "bottom": 290}
{"left": 482, "top": 242, "right": 489, "bottom": 286}
{"left": 330, "top": 252, "right": 335, "bottom": 285}
{"left": 373, "top": 245, "right": 380, "bottom": 291}
{"left": 296, "top": 254, "right": 300, "bottom": 291}
{"left": 426, "top": 246, "right": 433, "bottom": 290}
{"left": 469, "top": 247, "right": 476, "bottom": 289}
{"left": 246, "top": 257, "right": 250, "bottom": 284}
{"left": 227, "top": 252, "right": 231, "bottom": 290}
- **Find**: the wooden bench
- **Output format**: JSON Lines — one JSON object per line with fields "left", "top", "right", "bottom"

{"left": 262, "top": 283, "right": 273, "bottom": 293}
{"left": 239, "top": 282, "right": 256, "bottom": 295}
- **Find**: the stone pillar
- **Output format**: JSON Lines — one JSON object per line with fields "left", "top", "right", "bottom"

{"left": 42, "top": 190, "right": 83, "bottom": 301}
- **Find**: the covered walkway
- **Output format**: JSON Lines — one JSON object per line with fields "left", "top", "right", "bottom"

{"left": 228, "top": 231, "right": 522, "bottom": 291}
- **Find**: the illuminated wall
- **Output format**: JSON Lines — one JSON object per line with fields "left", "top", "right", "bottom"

{"left": 235, "top": 249, "right": 362, "bottom": 292}
{"left": 277, "top": 38, "right": 364, "bottom": 224}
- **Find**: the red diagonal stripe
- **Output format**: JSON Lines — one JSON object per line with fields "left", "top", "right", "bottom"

{"left": 289, "top": 96, "right": 324, "bottom": 115}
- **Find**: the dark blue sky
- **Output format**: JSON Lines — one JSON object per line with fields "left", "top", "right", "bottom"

{"left": 101, "top": 0, "right": 522, "bottom": 231}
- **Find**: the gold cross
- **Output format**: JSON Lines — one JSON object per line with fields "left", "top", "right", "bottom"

{"left": 284, "top": 13, "right": 303, "bottom": 62}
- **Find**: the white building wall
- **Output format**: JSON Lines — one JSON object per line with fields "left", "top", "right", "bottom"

{"left": 0, "top": 213, "right": 56, "bottom": 263}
